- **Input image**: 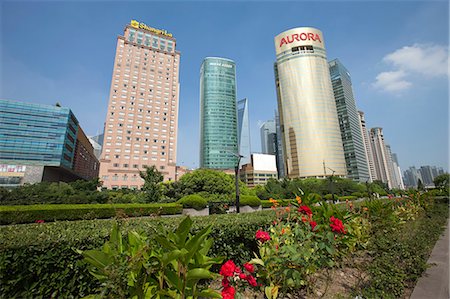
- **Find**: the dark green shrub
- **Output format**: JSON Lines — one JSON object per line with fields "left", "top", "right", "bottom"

{"left": 324, "top": 194, "right": 336, "bottom": 201}
{"left": 239, "top": 195, "right": 261, "bottom": 207}
{"left": 351, "top": 192, "right": 363, "bottom": 198}
{"left": 338, "top": 195, "right": 357, "bottom": 201}
{"left": 0, "top": 203, "right": 182, "bottom": 224}
{"left": 177, "top": 194, "right": 208, "bottom": 210}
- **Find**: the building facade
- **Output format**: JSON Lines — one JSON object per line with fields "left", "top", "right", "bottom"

{"left": 329, "top": 59, "right": 369, "bottom": 182}
{"left": 99, "top": 20, "right": 180, "bottom": 189}
{"left": 0, "top": 99, "right": 99, "bottom": 187}
{"left": 260, "top": 120, "right": 277, "bottom": 155}
{"left": 199, "top": 57, "right": 238, "bottom": 169}
{"left": 274, "top": 27, "right": 347, "bottom": 178}
{"left": 237, "top": 98, "right": 251, "bottom": 166}
{"left": 275, "top": 110, "right": 285, "bottom": 178}
{"left": 369, "top": 127, "right": 393, "bottom": 188}
{"left": 358, "top": 111, "right": 376, "bottom": 181}
{"left": 240, "top": 153, "right": 278, "bottom": 187}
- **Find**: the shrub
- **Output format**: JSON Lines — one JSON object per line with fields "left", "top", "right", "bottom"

{"left": 324, "top": 194, "right": 337, "bottom": 201}
{"left": 239, "top": 195, "right": 261, "bottom": 207}
{"left": 177, "top": 194, "right": 208, "bottom": 210}
{"left": 0, "top": 203, "right": 182, "bottom": 224}
{"left": 261, "top": 199, "right": 295, "bottom": 208}
{"left": 338, "top": 195, "right": 357, "bottom": 202}
{"left": 351, "top": 192, "right": 363, "bottom": 198}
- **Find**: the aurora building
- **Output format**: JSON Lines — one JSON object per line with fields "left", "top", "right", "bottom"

{"left": 274, "top": 28, "right": 347, "bottom": 178}
{"left": 199, "top": 57, "right": 239, "bottom": 169}
{"left": 99, "top": 20, "right": 180, "bottom": 189}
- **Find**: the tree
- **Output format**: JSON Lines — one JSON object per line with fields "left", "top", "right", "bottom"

{"left": 417, "top": 178, "right": 425, "bottom": 191}
{"left": 433, "top": 173, "right": 449, "bottom": 191}
{"left": 177, "top": 169, "right": 234, "bottom": 196}
{"left": 140, "top": 165, "right": 164, "bottom": 202}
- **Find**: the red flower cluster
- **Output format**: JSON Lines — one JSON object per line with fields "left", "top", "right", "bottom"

{"left": 298, "top": 205, "right": 312, "bottom": 216}
{"left": 220, "top": 260, "right": 259, "bottom": 298}
{"left": 329, "top": 216, "right": 346, "bottom": 234}
{"left": 255, "top": 230, "right": 270, "bottom": 242}
{"left": 35, "top": 220, "right": 45, "bottom": 224}
{"left": 309, "top": 220, "right": 317, "bottom": 230}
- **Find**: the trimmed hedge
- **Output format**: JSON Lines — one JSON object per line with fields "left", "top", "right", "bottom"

{"left": 338, "top": 195, "right": 357, "bottom": 202}
{"left": 0, "top": 211, "right": 276, "bottom": 298}
{"left": 239, "top": 195, "right": 261, "bottom": 207}
{"left": 177, "top": 194, "right": 208, "bottom": 210}
{"left": 0, "top": 203, "right": 182, "bottom": 225}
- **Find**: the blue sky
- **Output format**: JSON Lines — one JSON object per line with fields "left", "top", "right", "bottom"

{"left": 1, "top": 1, "right": 448, "bottom": 171}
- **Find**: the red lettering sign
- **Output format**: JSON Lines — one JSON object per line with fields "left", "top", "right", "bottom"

{"left": 279, "top": 32, "right": 322, "bottom": 47}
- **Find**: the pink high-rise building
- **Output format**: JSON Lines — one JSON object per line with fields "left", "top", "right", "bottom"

{"left": 99, "top": 20, "right": 180, "bottom": 189}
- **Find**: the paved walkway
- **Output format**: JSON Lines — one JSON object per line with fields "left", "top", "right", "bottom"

{"left": 410, "top": 220, "right": 449, "bottom": 299}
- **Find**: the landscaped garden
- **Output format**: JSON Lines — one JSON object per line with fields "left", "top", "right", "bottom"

{"left": 0, "top": 170, "right": 448, "bottom": 298}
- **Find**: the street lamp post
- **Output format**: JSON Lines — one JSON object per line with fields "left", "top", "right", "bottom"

{"left": 327, "top": 167, "right": 336, "bottom": 204}
{"left": 226, "top": 150, "right": 244, "bottom": 214}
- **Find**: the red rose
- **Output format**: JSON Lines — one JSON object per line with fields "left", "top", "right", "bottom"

{"left": 309, "top": 221, "right": 317, "bottom": 230}
{"left": 329, "top": 216, "right": 346, "bottom": 234}
{"left": 221, "top": 278, "right": 230, "bottom": 287}
{"left": 255, "top": 230, "right": 270, "bottom": 242}
{"left": 221, "top": 285, "right": 235, "bottom": 299}
{"left": 246, "top": 275, "right": 258, "bottom": 287}
{"left": 243, "top": 262, "right": 254, "bottom": 273}
{"left": 298, "top": 205, "right": 312, "bottom": 216}
{"left": 220, "top": 260, "right": 237, "bottom": 277}
{"left": 239, "top": 273, "right": 247, "bottom": 279}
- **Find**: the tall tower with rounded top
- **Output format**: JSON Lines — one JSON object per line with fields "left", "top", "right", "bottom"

{"left": 274, "top": 27, "right": 347, "bottom": 178}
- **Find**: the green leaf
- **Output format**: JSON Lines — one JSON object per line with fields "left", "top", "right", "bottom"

{"left": 196, "top": 289, "right": 222, "bottom": 298}
{"left": 155, "top": 236, "right": 177, "bottom": 250}
{"left": 186, "top": 268, "right": 213, "bottom": 280}
{"left": 165, "top": 269, "right": 183, "bottom": 291}
{"left": 82, "top": 250, "right": 113, "bottom": 270}
{"left": 162, "top": 249, "right": 183, "bottom": 265}
{"left": 110, "top": 222, "right": 123, "bottom": 254}
{"left": 249, "top": 258, "right": 265, "bottom": 266}
{"left": 175, "top": 216, "right": 192, "bottom": 246}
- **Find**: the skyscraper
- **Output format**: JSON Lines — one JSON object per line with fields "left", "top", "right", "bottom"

{"left": 199, "top": 57, "right": 238, "bottom": 169}
{"left": 237, "top": 98, "right": 251, "bottom": 166}
{"left": 260, "top": 120, "right": 276, "bottom": 155}
{"left": 358, "top": 111, "right": 376, "bottom": 182}
{"left": 329, "top": 59, "right": 369, "bottom": 182}
{"left": 99, "top": 20, "right": 180, "bottom": 189}
{"left": 274, "top": 27, "right": 347, "bottom": 178}
{"left": 370, "top": 127, "right": 393, "bottom": 188}
{"left": 275, "top": 110, "right": 286, "bottom": 178}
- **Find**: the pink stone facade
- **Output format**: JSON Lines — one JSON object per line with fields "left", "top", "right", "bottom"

{"left": 99, "top": 23, "right": 180, "bottom": 189}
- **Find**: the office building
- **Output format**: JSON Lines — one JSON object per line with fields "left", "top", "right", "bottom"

{"left": 240, "top": 153, "right": 278, "bottom": 187}
{"left": 386, "top": 145, "right": 405, "bottom": 189}
{"left": 199, "top": 57, "right": 238, "bottom": 169}
{"left": 369, "top": 127, "right": 393, "bottom": 188}
{"left": 274, "top": 27, "right": 347, "bottom": 178}
{"left": 237, "top": 98, "right": 251, "bottom": 166}
{"left": 0, "top": 99, "right": 99, "bottom": 187}
{"left": 329, "top": 59, "right": 369, "bottom": 182}
{"left": 99, "top": 20, "right": 180, "bottom": 189}
{"left": 275, "top": 110, "right": 285, "bottom": 178}
{"left": 260, "top": 120, "right": 277, "bottom": 155}
{"left": 358, "top": 111, "right": 376, "bottom": 181}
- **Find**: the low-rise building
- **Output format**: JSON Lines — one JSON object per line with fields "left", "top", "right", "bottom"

{"left": 240, "top": 153, "right": 278, "bottom": 187}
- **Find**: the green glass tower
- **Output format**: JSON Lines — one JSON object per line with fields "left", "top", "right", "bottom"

{"left": 199, "top": 57, "right": 238, "bottom": 169}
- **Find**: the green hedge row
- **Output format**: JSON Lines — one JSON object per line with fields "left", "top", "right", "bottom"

{"left": 0, "top": 203, "right": 182, "bottom": 225}
{"left": 0, "top": 211, "right": 277, "bottom": 298}
{"left": 261, "top": 199, "right": 296, "bottom": 208}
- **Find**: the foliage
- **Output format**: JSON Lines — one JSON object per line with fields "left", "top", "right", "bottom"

{"left": 178, "top": 194, "right": 208, "bottom": 210}
{"left": 433, "top": 173, "right": 449, "bottom": 192}
{"left": 0, "top": 203, "right": 182, "bottom": 224}
{"left": 261, "top": 199, "right": 295, "bottom": 208}
{"left": 140, "top": 165, "right": 164, "bottom": 203}
{"left": 239, "top": 195, "right": 261, "bottom": 207}
{"left": 81, "top": 217, "right": 222, "bottom": 298}
{"left": 338, "top": 195, "right": 357, "bottom": 201}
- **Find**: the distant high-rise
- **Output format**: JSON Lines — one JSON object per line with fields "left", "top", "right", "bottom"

{"left": 358, "top": 111, "right": 376, "bottom": 181}
{"left": 199, "top": 57, "right": 238, "bottom": 169}
{"left": 274, "top": 27, "right": 346, "bottom": 178}
{"left": 329, "top": 59, "right": 369, "bottom": 182}
{"left": 237, "top": 98, "right": 251, "bottom": 166}
{"left": 370, "top": 127, "right": 393, "bottom": 188}
{"left": 99, "top": 20, "right": 180, "bottom": 189}
{"left": 386, "top": 145, "right": 405, "bottom": 189}
{"left": 275, "top": 110, "right": 286, "bottom": 178}
{"left": 260, "top": 120, "right": 276, "bottom": 155}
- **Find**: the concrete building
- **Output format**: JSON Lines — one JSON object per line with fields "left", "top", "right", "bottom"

{"left": 240, "top": 153, "right": 278, "bottom": 187}
{"left": 370, "top": 127, "right": 393, "bottom": 188}
{"left": 329, "top": 59, "right": 369, "bottom": 182}
{"left": 403, "top": 166, "right": 423, "bottom": 188}
{"left": 237, "top": 98, "right": 251, "bottom": 166}
{"left": 0, "top": 99, "right": 99, "bottom": 188}
{"left": 274, "top": 27, "right": 347, "bottom": 179}
{"left": 199, "top": 57, "right": 238, "bottom": 169}
{"left": 386, "top": 145, "right": 405, "bottom": 190}
{"left": 358, "top": 111, "right": 376, "bottom": 182}
{"left": 260, "top": 120, "right": 277, "bottom": 155}
{"left": 99, "top": 20, "right": 180, "bottom": 189}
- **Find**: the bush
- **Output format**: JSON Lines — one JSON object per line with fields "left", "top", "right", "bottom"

{"left": 177, "top": 194, "right": 208, "bottom": 210}
{"left": 239, "top": 195, "right": 261, "bottom": 207}
{"left": 324, "top": 194, "right": 337, "bottom": 201}
{"left": 351, "top": 192, "right": 363, "bottom": 198}
{"left": 0, "top": 211, "right": 277, "bottom": 298}
{"left": 338, "top": 195, "right": 357, "bottom": 202}
{"left": 0, "top": 203, "right": 182, "bottom": 224}
{"left": 261, "top": 199, "right": 295, "bottom": 208}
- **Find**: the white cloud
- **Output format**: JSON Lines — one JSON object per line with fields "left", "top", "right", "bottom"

{"left": 373, "top": 70, "right": 412, "bottom": 93}
{"left": 384, "top": 44, "right": 448, "bottom": 77}
{"left": 373, "top": 43, "right": 448, "bottom": 94}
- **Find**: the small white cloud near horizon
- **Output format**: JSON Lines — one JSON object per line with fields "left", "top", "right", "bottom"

{"left": 373, "top": 43, "right": 448, "bottom": 94}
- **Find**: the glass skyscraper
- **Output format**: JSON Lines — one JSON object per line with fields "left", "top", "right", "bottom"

{"left": 329, "top": 59, "right": 370, "bottom": 182}
{"left": 237, "top": 98, "right": 251, "bottom": 166}
{"left": 274, "top": 27, "right": 347, "bottom": 178}
{"left": 199, "top": 57, "right": 238, "bottom": 169}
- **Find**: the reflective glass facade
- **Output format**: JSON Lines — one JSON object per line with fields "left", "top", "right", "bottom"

{"left": 199, "top": 57, "right": 238, "bottom": 169}
{"left": 0, "top": 99, "right": 78, "bottom": 168}
{"left": 329, "top": 59, "right": 369, "bottom": 182}
{"left": 274, "top": 28, "right": 347, "bottom": 178}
